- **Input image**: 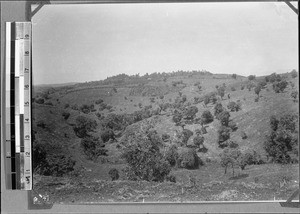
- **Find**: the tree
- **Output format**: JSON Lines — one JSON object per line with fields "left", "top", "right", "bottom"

{"left": 220, "top": 148, "right": 241, "bottom": 177}
{"left": 73, "top": 115, "right": 97, "bottom": 138}
{"left": 201, "top": 110, "right": 214, "bottom": 124}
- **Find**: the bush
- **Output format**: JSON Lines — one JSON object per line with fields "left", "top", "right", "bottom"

{"left": 108, "top": 168, "right": 119, "bottom": 181}
{"left": 232, "top": 74, "right": 237, "bottom": 79}
{"left": 218, "top": 111, "right": 230, "bottom": 126}
{"left": 201, "top": 110, "right": 213, "bottom": 124}
{"left": 214, "top": 103, "right": 224, "bottom": 118}
{"left": 35, "top": 98, "right": 45, "bottom": 104}
{"left": 62, "top": 111, "right": 70, "bottom": 120}
{"left": 241, "top": 85, "right": 245, "bottom": 90}
{"left": 273, "top": 80, "right": 288, "bottom": 93}
{"left": 254, "top": 85, "right": 261, "bottom": 96}
{"left": 290, "top": 69, "right": 297, "bottom": 78}
{"left": 166, "top": 174, "right": 176, "bottom": 183}
{"left": 241, "top": 131, "right": 247, "bottom": 139}
{"left": 81, "top": 136, "right": 107, "bottom": 160}
{"left": 228, "top": 121, "right": 238, "bottom": 131}
{"left": 165, "top": 145, "right": 179, "bottom": 167}
{"left": 204, "top": 96, "right": 210, "bottom": 106}
{"left": 227, "top": 102, "right": 239, "bottom": 112}
{"left": 220, "top": 148, "right": 241, "bottom": 176}
{"left": 172, "top": 112, "right": 182, "bottom": 126}
{"left": 177, "top": 148, "right": 202, "bottom": 169}
{"left": 193, "top": 135, "right": 204, "bottom": 148}
{"left": 37, "top": 120, "right": 46, "bottom": 129}
{"left": 217, "top": 87, "right": 225, "bottom": 99}
{"left": 181, "top": 129, "right": 194, "bottom": 146}
{"left": 33, "top": 141, "right": 76, "bottom": 177}
{"left": 264, "top": 114, "right": 298, "bottom": 164}
{"left": 122, "top": 134, "right": 171, "bottom": 182}
{"left": 266, "top": 73, "right": 282, "bottom": 83}
{"left": 64, "top": 103, "right": 70, "bottom": 109}
{"left": 100, "top": 129, "right": 115, "bottom": 143}
{"left": 162, "top": 133, "right": 170, "bottom": 142}
{"left": 218, "top": 126, "right": 231, "bottom": 144}
{"left": 231, "top": 86, "right": 236, "bottom": 91}
{"left": 291, "top": 91, "right": 298, "bottom": 102}
{"left": 184, "top": 106, "right": 198, "bottom": 120}
{"left": 248, "top": 75, "right": 256, "bottom": 81}
{"left": 73, "top": 115, "right": 97, "bottom": 138}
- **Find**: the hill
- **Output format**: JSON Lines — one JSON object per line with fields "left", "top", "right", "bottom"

{"left": 32, "top": 70, "right": 299, "bottom": 203}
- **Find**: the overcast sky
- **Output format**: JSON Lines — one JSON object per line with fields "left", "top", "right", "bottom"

{"left": 32, "top": 2, "right": 298, "bottom": 85}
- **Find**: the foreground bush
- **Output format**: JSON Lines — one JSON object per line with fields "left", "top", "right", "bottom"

{"left": 122, "top": 129, "right": 171, "bottom": 182}
{"left": 264, "top": 114, "right": 298, "bottom": 164}
{"left": 108, "top": 168, "right": 119, "bottom": 181}
{"left": 81, "top": 136, "right": 107, "bottom": 161}
{"left": 177, "top": 148, "right": 203, "bottom": 169}
{"left": 165, "top": 144, "right": 179, "bottom": 167}
{"left": 73, "top": 115, "right": 97, "bottom": 138}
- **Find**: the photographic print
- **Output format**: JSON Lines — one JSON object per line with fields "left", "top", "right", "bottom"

{"left": 31, "top": 2, "right": 299, "bottom": 203}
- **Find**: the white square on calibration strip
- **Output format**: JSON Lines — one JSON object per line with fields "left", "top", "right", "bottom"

{"left": 19, "top": 76, "right": 24, "bottom": 114}
{"left": 15, "top": 40, "right": 20, "bottom": 77}
{"left": 15, "top": 115, "right": 20, "bottom": 153}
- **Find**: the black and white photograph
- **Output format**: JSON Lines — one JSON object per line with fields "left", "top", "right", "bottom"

{"left": 31, "top": 2, "right": 298, "bottom": 203}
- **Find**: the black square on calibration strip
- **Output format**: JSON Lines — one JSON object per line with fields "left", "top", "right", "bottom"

{"left": 11, "top": 173, "right": 16, "bottom": 189}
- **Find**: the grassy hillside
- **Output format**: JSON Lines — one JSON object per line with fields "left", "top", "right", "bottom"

{"left": 32, "top": 70, "right": 299, "bottom": 203}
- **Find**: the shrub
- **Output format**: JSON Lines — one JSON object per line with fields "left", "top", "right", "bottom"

{"left": 273, "top": 80, "right": 288, "bottom": 93}
{"left": 33, "top": 141, "right": 76, "bottom": 177}
{"left": 228, "top": 121, "right": 238, "bottom": 131}
{"left": 193, "top": 135, "right": 204, "bottom": 148}
{"left": 241, "top": 85, "right": 245, "bottom": 90}
{"left": 36, "top": 120, "right": 46, "bottom": 129}
{"left": 291, "top": 91, "right": 298, "bottom": 102}
{"left": 220, "top": 148, "right": 241, "bottom": 176}
{"left": 62, "top": 111, "right": 70, "bottom": 120}
{"left": 248, "top": 75, "right": 256, "bottom": 81}
{"left": 201, "top": 110, "right": 214, "bottom": 124}
{"left": 217, "top": 87, "right": 225, "bottom": 99}
{"left": 214, "top": 103, "right": 224, "bottom": 118}
{"left": 204, "top": 95, "right": 210, "bottom": 106}
{"left": 162, "top": 133, "right": 170, "bottom": 142}
{"left": 264, "top": 114, "right": 298, "bottom": 164}
{"left": 218, "top": 111, "right": 230, "bottom": 126}
{"left": 71, "top": 104, "right": 78, "bottom": 110}
{"left": 181, "top": 129, "right": 194, "bottom": 146}
{"left": 218, "top": 126, "right": 231, "bottom": 144}
{"left": 232, "top": 74, "right": 237, "bottom": 79}
{"left": 254, "top": 97, "right": 259, "bottom": 102}
{"left": 95, "top": 99, "right": 104, "bottom": 104}
{"left": 241, "top": 131, "right": 247, "bottom": 139}
{"left": 166, "top": 174, "right": 176, "bottom": 183}
{"left": 100, "top": 129, "right": 115, "bottom": 143}
{"left": 81, "top": 136, "right": 107, "bottom": 160}
{"left": 231, "top": 86, "right": 236, "bottom": 91}
{"left": 64, "top": 103, "right": 70, "bottom": 109}
{"left": 165, "top": 145, "right": 179, "bottom": 167}
{"left": 35, "top": 98, "right": 45, "bottom": 104}
{"left": 290, "top": 69, "right": 297, "bottom": 78}
{"left": 184, "top": 106, "right": 198, "bottom": 120}
{"left": 254, "top": 85, "right": 261, "bottom": 96}
{"left": 73, "top": 115, "right": 97, "bottom": 138}
{"left": 227, "top": 102, "right": 239, "bottom": 112}
{"left": 108, "top": 168, "right": 119, "bottom": 181}
{"left": 122, "top": 133, "right": 171, "bottom": 182}
{"left": 177, "top": 148, "right": 202, "bottom": 169}
{"left": 172, "top": 113, "right": 182, "bottom": 125}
